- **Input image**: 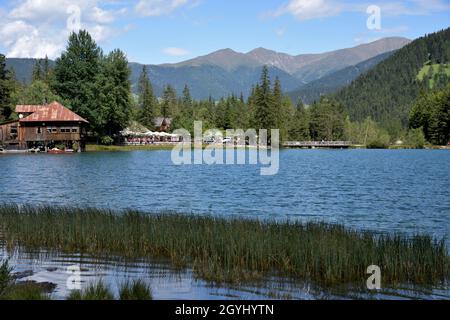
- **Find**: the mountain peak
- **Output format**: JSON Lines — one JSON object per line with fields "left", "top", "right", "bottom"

{"left": 247, "top": 47, "right": 276, "bottom": 54}
{"left": 169, "top": 47, "right": 259, "bottom": 71}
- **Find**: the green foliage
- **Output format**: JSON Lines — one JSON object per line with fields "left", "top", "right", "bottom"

{"left": 171, "top": 85, "right": 195, "bottom": 133}
{"left": 31, "top": 56, "right": 53, "bottom": 84}
{"left": 344, "top": 117, "right": 391, "bottom": 147}
{"left": 0, "top": 260, "right": 13, "bottom": 297}
{"left": 289, "top": 51, "right": 395, "bottom": 105}
{"left": 13, "top": 80, "right": 62, "bottom": 105}
{"left": 138, "top": 66, "right": 156, "bottom": 130}
{"left": 254, "top": 66, "right": 277, "bottom": 131}
{"left": 309, "top": 98, "right": 346, "bottom": 141}
{"left": 3, "top": 283, "right": 50, "bottom": 300}
{"left": 0, "top": 260, "right": 49, "bottom": 300}
{"left": 119, "top": 280, "right": 153, "bottom": 300}
{"left": 67, "top": 281, "right": 114, "bottom": 300}
{"left": 100, "top": 136, "right": 114, "bottom": 145}
{"left": 288, "top": 100, "right": 310, "bottom": 141}
{"left": 95, "top": 49, "right": 132, "bottom": 136}
{"left": 52, "top": 30, "right": 103, "bottom": 126}
{"left": 161, "top": 85, "right": 178, "bottom": 118}
{"left": 0, "top": 53, "right": 14, "bottom": 121}
{"left": 410, "top": 85, "right": 450, "bottom": 145}
{"left": 405, "top": 128, "right": 426, "bottom": 149}
{"left": 366, "top": 135, "right": 391, "bottom": 149}
{"left": 417, "top": 63, "right": 450, "bottom": 89}
{"left": 52, "top": 31, "right": 132, "bottom": 137}
{"left": 335, "top": 28, "right": 450, "bottom": 128}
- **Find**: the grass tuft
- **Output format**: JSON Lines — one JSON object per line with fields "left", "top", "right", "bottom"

{"left": 67, "top": 281, "right": 114, "bottom": 300}
{"left": 119, "top": 279, "right": 153, "bottom": 300}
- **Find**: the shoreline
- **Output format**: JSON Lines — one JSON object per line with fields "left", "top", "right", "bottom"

{"left": 84, "top": 144, "right": 450, "bottom": 152}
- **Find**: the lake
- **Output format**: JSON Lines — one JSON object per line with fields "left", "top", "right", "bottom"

{"left": 1, "top": 149, "right": 449, "bottom": 299}
{"left": 1, "top": 149, "right": 449, "bottom": 241}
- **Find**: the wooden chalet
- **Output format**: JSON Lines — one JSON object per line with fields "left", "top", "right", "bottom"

{"left": 0, "top": 102, "right": 89, "bottom": 152}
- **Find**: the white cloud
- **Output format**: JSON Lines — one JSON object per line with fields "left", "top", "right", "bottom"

{"left": 8, "top": 0, "right": 117, "bottom": 24}
{"left": 0, "top": 0, "right": 125, "bottom": 58}
{"left": 273, "top": 0, "right": 343, "bottom": 20}
{"left": 163, "top": 47, "right": 189, "bottom": 56}
{"left": 272, "top": 0, "right": 450, "bottom": 20}
{"left": 135, "top": 0, "right": 189, "bottom": 16}
{"left": 0, "top": 19, "right": 65, "bottom": 58}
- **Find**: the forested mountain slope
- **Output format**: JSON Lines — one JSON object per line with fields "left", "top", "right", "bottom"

{"left": 288, "top": 51, "right": 395, "bottom": 105}
{"left": 334, "top": 28, "right": 450, "bottom": 129}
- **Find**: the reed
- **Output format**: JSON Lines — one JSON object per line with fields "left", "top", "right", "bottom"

{"left": 119, "top": 280, "right": 153, "bottom": 300}
{"left": 0, "top": 204, "right": 448, "bottom": 288}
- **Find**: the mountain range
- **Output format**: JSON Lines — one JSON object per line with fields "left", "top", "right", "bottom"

{"left": 5, "top": 37, "right": 410, "bottom": 100}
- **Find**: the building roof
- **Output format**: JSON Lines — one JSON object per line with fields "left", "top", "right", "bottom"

{"left": 15, "top": 105, "right": 42, "bottom": 113}
{"left": 17, "top": 102, "right": 89, "bottom": 123}
{"left": 154, "top": 117, "right": 172, "bottom": 127}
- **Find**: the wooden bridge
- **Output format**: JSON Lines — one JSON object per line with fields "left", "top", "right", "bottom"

{"left": 282, "top": 141, "right": 353, "bottom": 148}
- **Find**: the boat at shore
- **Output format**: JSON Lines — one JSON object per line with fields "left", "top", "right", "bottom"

{"left": 48, "top": 148, "right": 66, "bottom": 154}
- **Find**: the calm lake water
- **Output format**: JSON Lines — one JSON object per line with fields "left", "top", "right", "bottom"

{"left": 1, "top": 149, "right": 449, "bottom": 299}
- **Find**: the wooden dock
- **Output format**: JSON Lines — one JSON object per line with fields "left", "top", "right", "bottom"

{"left": 283, "top": 141, "right": 352, "bottom": 148}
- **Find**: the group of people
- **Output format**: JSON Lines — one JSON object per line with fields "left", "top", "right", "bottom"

{"left": 122, "top": 135, "right": 181, "bottom": 145}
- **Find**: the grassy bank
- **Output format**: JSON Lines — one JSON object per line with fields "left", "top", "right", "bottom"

{"left": 86, "top": 144, "right": 176, "bottom": 152}
{"left": 0, "top": 260, "right": 50, "bottom": 300}
{"left": 0, "top": 205, "right": 448, "bottom": 287}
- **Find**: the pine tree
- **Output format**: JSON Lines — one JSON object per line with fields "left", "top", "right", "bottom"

{"left": 254, "top": 66, "right": 277, "bottom": 137}
{"left": 273, "top": 77, "right": 282, "bottom": 127}
{"left": 32, "top": 60, "right": 43, "bottom": 82}
{"left": 182, "top": 84, "right": 192, "bottom": 108}
{"left": 171, "top": 85, "right": 194, "bottom": 132}
{"left": 161, "top": 85, "right": 177, "bottom": 118}
{"left": 138, "top": 66, "right": 156, "bottom": 130}
{"left": 32, "top": 56, "right": 52, "bottom": 85}
{"left": 42, "top": 55, "right": 51, "bottom": 84}
{"left": 0, "top": 54, "right": 13, "bottom": 121}
{"left": 52, "top": 30, "right": 102, "bottom": 126}
{"left": 289, "top": 99, "right": 310, "bottom": 141}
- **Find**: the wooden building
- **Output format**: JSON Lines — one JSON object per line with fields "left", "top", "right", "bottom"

{"left": 154, "top": 117, "right": 172, "bottom": 132}
{"left": 0, "top": 101, "right": 89, "bottom": 152}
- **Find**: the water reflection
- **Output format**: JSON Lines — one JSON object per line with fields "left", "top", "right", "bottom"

{"left": 1, "top": 245, "right": 448, "bottom": 300}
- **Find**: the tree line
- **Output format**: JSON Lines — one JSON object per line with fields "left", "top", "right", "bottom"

{"left": 1, "top": 30, "right": 449, "bottom": 147}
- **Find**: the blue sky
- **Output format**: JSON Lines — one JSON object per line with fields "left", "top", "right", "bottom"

{"left": 0, "top": 0, "right": 449, "bottom": 64}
